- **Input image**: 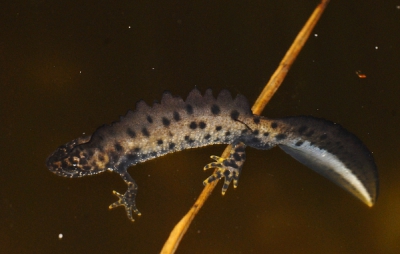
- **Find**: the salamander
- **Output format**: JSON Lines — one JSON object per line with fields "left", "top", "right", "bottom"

{"left": 46, "top": 88, "right": 378, "bottom": 221}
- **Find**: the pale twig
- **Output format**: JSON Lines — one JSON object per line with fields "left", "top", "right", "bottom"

{"left": 160, "top": 1, "right": 330, "bottom": 253}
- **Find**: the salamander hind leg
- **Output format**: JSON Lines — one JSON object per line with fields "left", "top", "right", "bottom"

{"left": 203, "top": 142, "right": 247, "bottom": 194}
{"left": 109, "top": 170, "right": 141, "bottom": 222}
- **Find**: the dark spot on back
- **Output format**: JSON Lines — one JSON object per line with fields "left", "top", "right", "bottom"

{"left": 169, "top": 143, "right": 176, "bottom": 149}
{"left": 320, "top": 134, "right": 328, "bottom": 140}
{"left": 204, "top": 134, "right": 211, "bottom": 139}
{"left": 147, "top": 116, "right": 153, "bottom": 123}
{"left": 127, "top": 128, "right": 136, "bottom": 138}
{"left": 186, "top": 104, "right": 193, "bottom": 114}
{"left": 189, "top": 122, "right": 197, "bottom": 129}
{"left": 114, "top": 143, "right": 123, "bottom": 152}
{"left": 275, "top": 134, "right": 287, "bottom": 141}
{"left": 253, "top": 117, "right": 260, "bottom": 124}
{"left": 295, "top": 141, "right": 304, "bottom": 146}
{"left": 298, "top": 126, "right": 307, "bottom": 135}
{"left": 157, "top": 139, "right": 163, "bottom": 145}
{"left": 173, "top": 111, "right": 181, "bottom": 121}
{"left": 230, "top": 110, "right": 239, "bottom": 120}
{"left": 251, "top": 137, "right": 260, "bottom": 143}
{"left": 162, "top": 117, "right": 170, "bottom": 127}
{"left": 142, "top": 128, "right": 150, "bottom": 137}
{"left": 199, "top": 121, "right": 206, "bottom": 129}
{"left": 253, "top": 130, "right": 259, "bottom": 135}
{"left": 225, "top": 131, "right": 231, "bottom": 136}
{"left": 211, "top": 104, "right": 220, "bottom": 115}
{"left": 134, "top": 147, "right": 141, "bottom": 152}
{"left": 216, "top": 126, "right": 222, "bottom": 131}
{"left": 184, "top": 135, "right": 189, "bottom": 141}
{"left": 263, "top": 132, "right": 269, "bottom": 137}
{"left": 271, "top": 122, "right": 278, "bottom": 129}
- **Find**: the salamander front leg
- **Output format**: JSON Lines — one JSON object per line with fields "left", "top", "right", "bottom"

{"left": 109, "top": 170, "right": 141, "bottom": 222}
{"left": 203, "top": 142, "right": 247, "bottom": 194}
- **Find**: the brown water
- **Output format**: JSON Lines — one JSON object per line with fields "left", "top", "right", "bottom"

{"left": 1, "top": 1, "right": 399, "bottom": 253}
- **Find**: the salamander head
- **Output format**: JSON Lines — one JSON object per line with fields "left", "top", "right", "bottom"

{"left": 46, "top": 135, "right": 108, "bottom": 178}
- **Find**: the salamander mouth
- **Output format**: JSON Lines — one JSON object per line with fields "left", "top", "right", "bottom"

{"left": 49, "top": 165, "right": 80, "bottom": 177}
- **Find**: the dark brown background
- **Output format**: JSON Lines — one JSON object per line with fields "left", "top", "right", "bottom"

{"left": 1, "top": 1, "right": 399, "bottom": 253}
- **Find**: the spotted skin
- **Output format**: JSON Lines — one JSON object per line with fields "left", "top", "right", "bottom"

{"left": 46, "top": 88, "right": 378, "bottom": 222}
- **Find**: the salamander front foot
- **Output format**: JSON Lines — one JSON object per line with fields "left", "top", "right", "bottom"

{"left": 109, "top": 189, "right": 141, "bottom": 222}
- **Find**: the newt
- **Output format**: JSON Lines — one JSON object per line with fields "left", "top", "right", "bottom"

{"left": 46, "top": 88, "right": 378, "bottom": 221}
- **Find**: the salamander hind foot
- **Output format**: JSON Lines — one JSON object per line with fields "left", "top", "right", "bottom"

{"left": 203, "top": 143, "right": 247, "bottom": 194}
